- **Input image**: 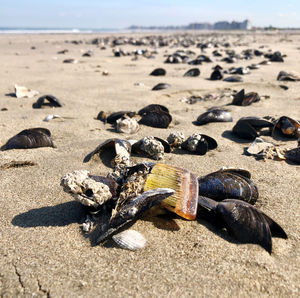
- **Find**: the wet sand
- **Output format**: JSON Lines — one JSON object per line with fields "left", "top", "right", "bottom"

{"left": 0, "top": 31, "right": 299, "bottom": 297}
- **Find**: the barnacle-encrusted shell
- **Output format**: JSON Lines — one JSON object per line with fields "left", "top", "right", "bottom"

{"left": 116, "top": 117, "right": 139, "bottom": 134}
{"left": 112, "top": 230, "right": 146, "bottom": 250}
{"left": 184, "top": 133, "right": 202, "bottom": 152}
{"left": 167, "top": 131, "right": 185, "bottom": 147}
{"left": 140, "top": 136, "right": 165, "bottom": 160}
{"left": 61, "top": 170, "right": 112, "bottom": 208}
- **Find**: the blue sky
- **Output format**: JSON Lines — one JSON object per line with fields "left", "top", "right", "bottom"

{"left": 0, "top": 0, "right": 299, "bottom": 28}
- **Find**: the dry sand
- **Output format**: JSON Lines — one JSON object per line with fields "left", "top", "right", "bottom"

{"left": 0, "top": 32, "right": 299, "bottom": 297}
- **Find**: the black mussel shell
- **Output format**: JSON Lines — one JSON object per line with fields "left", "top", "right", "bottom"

{"left": 197, "top": 197, "right": 287, "bottom": 254}
{"left": 106, "top": 111, "right": 136, "bottom": 124}
{"left": 2, "top": 128, "right": 54, "bottom": 150}
{"left": 188, "top": 58, "right": 202, "bottom": 65}
{"left": 32, "top": 95, "right": 62, "bottom": 109}
{"left": 139, "top": 111, "right": 172, "bottom": 128}
{"left": 210, "top": 69, "right": 223, "bottom": 80}
{"left": 138, "top": 104, "right": 169, "bottom": 115}
{"left": 223, "top": 76, "right": 243, "bottom": 82}
{"left": 196, "top": 108, "right": 232, "bottom": 125}
{"left": 273, "top": 116, "right": 300, "bottom": 138}
{"left": 232, "top": 89, "right": 260, "bottom": 106}
{"left": 96, "top": 188, "right": 174, "bottom": 243}
{"left": 150, "top": 68, "right": 166, "bottom": 76}
{"left": 279, "top": 85, "right": 288, "bottom": 90}
{"left": 198, "top": 169, "right": 258, "bottom": 205}
{"left": 232, "top": 117, "right": 273, "bottom": 140}
{"left": 269, "top": 51, "right": 284, "bottom": 62}
{"left": 152, "top": 83, "right": 171, "bottom": 91}
{"left": 96, "top": 111, "right": 107, "bottom": 122}
{"left": 285, "top": 147, "right": 300, "bottom": 164}
{"left": 183, "top": 68, "right": 200, "bottom": 77}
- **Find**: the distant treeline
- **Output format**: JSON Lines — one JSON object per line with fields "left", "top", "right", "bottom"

{"left": 128, "top": 20, "right": 252, "bottom": 30}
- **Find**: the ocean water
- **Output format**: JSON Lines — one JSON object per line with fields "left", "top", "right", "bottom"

{"left": 0, "top": 27, "right": 120, "bottom": 34}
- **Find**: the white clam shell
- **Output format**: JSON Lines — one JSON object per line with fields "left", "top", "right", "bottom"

{"left": 112, "top": 230, "right": 146, "bottom": 251}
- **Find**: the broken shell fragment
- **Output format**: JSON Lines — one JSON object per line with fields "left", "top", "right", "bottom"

{"left": 14, "top": 84, "right": 39, "bottom": 98}
{"left": 2, "top": 128, "right": 54, "bottom": 150}
{"left": 196, "top": 108, "right": 232, "bottom": 125}
{"left": 246, "top": 137, "right": 274, "bottom": 156}
{"left": 144, "top": 163, "right": 199, "bottom": 220}
{"left": 197, "top": 197, "right": 287, "bottom": 254}
{"left": 112, "top": 230, "right": 146, "bottom": 250}
{"left": 32, "top": 95, "right": 62, "bottom": 108}
{"left": 116, "top": 117, "right": 140, "bottom": 134}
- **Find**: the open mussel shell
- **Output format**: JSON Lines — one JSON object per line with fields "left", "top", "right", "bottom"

{"left": 112, "top": 230, "right": 146, "bottom": 250}
{"left": 150, "top": 68, "right": 166, "bottom": 76}
{"left": 197, "top": 197, "right": 287, "bottom": 254}
{"left": 232, "top": 89, "right": 260, "bottom": 106}
{"left": 232, "top": 117, "right": 274, "bottom": 140}
{"left": 83, "top": 138, "right": 131, "bottom": 165}
{"left": 183, "top": 68, "right": 200, "bottom": 77}
{"left": 152, "top": 83, "right": 171, "bottom": 91}
{"left": 96, "top": 188, "right": 174, "bottom": 243}
{"left": 144, "top": 163, "right": 199, "bottom": 220}
{"left": 273, "top": 116, "right": 300, "bottom": 138}
{"left": 198, "top": 168, "right": 258, "bottom": 205}
{"left": 32, "top": 95, "right": 62, "bottom": 109}
{"left": 285, "top": 147, "right": 300, "bottom": 164}
{"left": 106, "top": 111, "right": 136, "bottom": 124}
{"left": 2, "top": 128, "right": 54, "bottom": 150}
{"left": 196, "top": 108, "right": 232, "bottom": 125}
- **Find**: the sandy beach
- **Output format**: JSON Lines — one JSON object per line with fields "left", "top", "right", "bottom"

{"left": 0, "top": 31, "right": 299, "bottom": 297}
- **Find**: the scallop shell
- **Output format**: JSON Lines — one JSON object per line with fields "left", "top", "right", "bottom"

{"left": 112, "top": 230, "right": 146, "bottom": 250}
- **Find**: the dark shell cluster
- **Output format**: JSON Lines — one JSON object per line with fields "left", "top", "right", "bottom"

{"left": 98, "top": 104, "right": 172, "bottom": 129}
